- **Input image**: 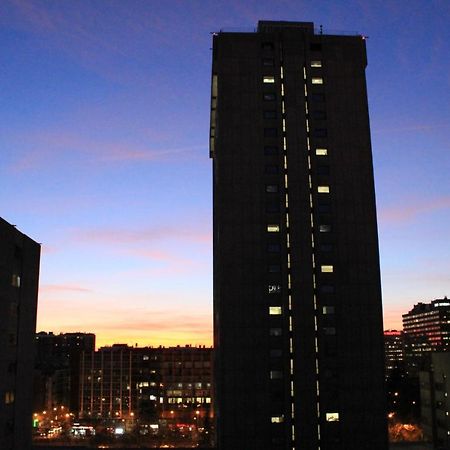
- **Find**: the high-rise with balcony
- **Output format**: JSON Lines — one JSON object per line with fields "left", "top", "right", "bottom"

{"left": 210, "top": 21, "right": 387, "bottom": 450}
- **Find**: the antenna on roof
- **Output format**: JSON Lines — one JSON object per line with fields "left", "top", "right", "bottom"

{"left": 319, "top": 25, "right": 323, "bottom": 35}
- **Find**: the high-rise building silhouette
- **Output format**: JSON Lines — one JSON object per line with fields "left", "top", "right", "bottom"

{"left": 0, "top": 218, "right": 40, "bottom": 450}
{"left": 210, "top": 21, "right": 387, "bottom": 449}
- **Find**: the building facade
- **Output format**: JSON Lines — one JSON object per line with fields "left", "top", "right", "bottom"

{"left": 420, "top": 352, "right": 450, "bottom": 448}
{"left": 403, "top": 298, "right": 450, "bottom": 374}
{"left": 211, "top": 21, "right": 387, "bottom": 449}
{"left": 34, "top": 332, "right": 96, "bottom": 413}
{"left": 78, "top": 345, "right": 212, "bottom": 426}
{"left": 384, "top": 330, "right": 405, "bottom": 377}
{"left": 0, "top": 218, "right": 40, "bottom": 450}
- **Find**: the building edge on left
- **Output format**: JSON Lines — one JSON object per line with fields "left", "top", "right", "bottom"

{"left": 0, "top": 217, "right": 41, "bottom": 450}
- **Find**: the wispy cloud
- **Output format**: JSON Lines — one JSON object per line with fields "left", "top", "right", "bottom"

{"left": 39, "top": 284, "right": 92, "bottom": 293}
{"left": 71, "top": 225, "right": 211, "bottom": 245}
{"left": 9, "top": 131, "right": 203, "bottom": 172}
{"left": 378, "top": 196, "right": 450, "bottom": 225}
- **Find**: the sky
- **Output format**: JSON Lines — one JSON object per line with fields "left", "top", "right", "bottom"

{"left": 1, "top": 0, "right": 449, "bottom": 348}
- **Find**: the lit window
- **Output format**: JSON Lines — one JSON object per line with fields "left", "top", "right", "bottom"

{"left": 268, "top": 285, "right": 281, "bottom": 294}
{"left": 270, "top": 370, "right": 283, "bottom": 379}
{"left": 270, "top": 328, "right": 282, "bottom": 336}
{"left": 269, "top": 306, "right": 282, "bottom": 315}
{"left": 271, "top": 415, "right": 284, "bottom": 423}
{"left": 316, "top": 148, "right": 328, "bottom": 156}
{"left": 326, "top": 412, "right": 339, "bottom": 422}
{"left": 321, "top": 265, "right": 334, "bottom": 273}
{"left": 267, "top": 225, "right": 280, "bottom": 232}
{"left": 11, "top": 275, "right": 21, "bottom": 288}
{"left": 311, "top": 77, "right": 324, "bottom": 84}
{"left": 311, "top": 60, "right": 322, "bottom": 67}
{"left": 5, "top": 391, "right": 14, "bottom": 404}
{"left": 263, "top": 76, "right": 275, "bottom": 83}
{"left": 317, "top": 186, "right": 330, "bottom": 193}
{"left": 319, "top": 224, "right": 332, "bottom": 233}
{"left": 266, "top": 184, "right": 278, "bottom": 193}
{"left": 322, "top": 306, "right": 335, "bottom": 314}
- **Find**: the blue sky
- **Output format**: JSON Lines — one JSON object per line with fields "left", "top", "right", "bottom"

{"left": 1, "top": 0, "right": 449, "bottom": 346}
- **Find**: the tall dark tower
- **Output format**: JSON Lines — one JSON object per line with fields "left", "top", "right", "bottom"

{"left": 210, "top": 21, "right": 387, "bottom": 450}
{"left": 0, "top": 218, "right": 40, "bottom": 450}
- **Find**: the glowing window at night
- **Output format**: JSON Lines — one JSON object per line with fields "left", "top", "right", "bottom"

{"left": 321, "top": 265, "right": 334, "bottom": 273}
{"left": 263, "top": 76, "right": 275, "bottom": 83}
{"left": 326, "top": 412, "right": 339, "bottom": 422}
{"left": 268, "top": 285, "right": 281, "bottom": 294}
{"left": 11, "top": 274, "right": 21, "bottom": 288}
{"left": 269, "top": 306, "right": 282, "bottom": 315}
{"left": 271, "top": 415, "right": 284, "bottom": 423}
{"left": 311, "top": 60, "right": 322, "bottom": 67}
{"left": 312, "top": 77, "right": 324, "bottom": 84}
{"left": 270, "top": 370, "right": 283, "bottom": 379}
{"left": 267, "top": 225, "right": 280, "bottom": 232}
{"left": 318, "top": 186, "right": 330, "bottom": 193}
{"left": 319, "top": 224, "right": 332, "bottom": 233}
{"left": 322, "top": 306, "right": 335, "bottom": 315}
{"left": 316, "top": 148, "right": 328, "bottom": 156}
{"left": 266, "top": 184, "right": 278, "bottom": 193}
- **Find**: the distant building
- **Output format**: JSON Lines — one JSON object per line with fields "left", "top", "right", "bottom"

{"left": 211, "top": 20, "right": 387, "bottom": 450}
{"left": 78, "top": 345, "right": 212, "bottom": 426}
{"left": 403, "top": 298, "right": 450, "bottom": 374}
{"left": 34, "top": 332, "right": 95, "bottom": 413}
{"left": 420, "top": 352, "right": 450, "bottom": 448}
{"left": 385, "top": 330, "right": 405, "bottom": 376}
{"left": 0, "top": 218, "right": 40, "bottom": 450}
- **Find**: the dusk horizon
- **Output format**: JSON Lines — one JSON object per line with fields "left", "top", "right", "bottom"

{"left": 1, "top": 0, "right": 449, "bottom": 349}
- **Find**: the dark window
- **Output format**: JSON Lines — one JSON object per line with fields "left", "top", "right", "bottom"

{"left": 320, "top": 243, "right": 333, "bottom": 252}
{"left": 270, "top": 349, "right": 283, "bottom": 357}
{"left": 317, "top": 204, "right": 331, "bottom": 213}
{"left": 263, "top": 58, "right": 275, "bottom": 66}
{"left": 310, "top": 42, "right": 322, "bottom": 51}
{"left": 266, "top": 184, "right": 278, "bottom": 193}
{"left": 264, "top": 110, "right": 277, "bottom": 119}
{"left": 264, "top": 93, "right": 277, "bottom": 101}
{"left": 320, "top": 285, "right": 335, "bottom": 294}
{"left": 268, "top": 243, "right": 281, "bottom": 253}
{"left": 313, "top": 110, "right": 327, "bottom": 120}
{"left": 268, "top": 264, "right": 281, "bottom": 273}
{"left": 270, "top": 328, "right": 282, "bottom": 336}
{"left": 264, "top": 128, "right": 278, "bottom": 137}
{"left": 314, "top": 128, "right": 327, "bottom": 138}
{"left": 317, "top": 165, "right": 330, "bottom": 175}
{"left": 264, "top": 145, "right": 278, "bottom": 155}
{"left": 266, "top": 202, "right": 280, "bottom": 213}
{"left": 262, "top": 42, "right": 274, "bottom": 51}
{"left": 265, "top": 164, "right": 279, "bottom": 174}
{"left": 311, "top": 93, "right": 325, "bottom": 102}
